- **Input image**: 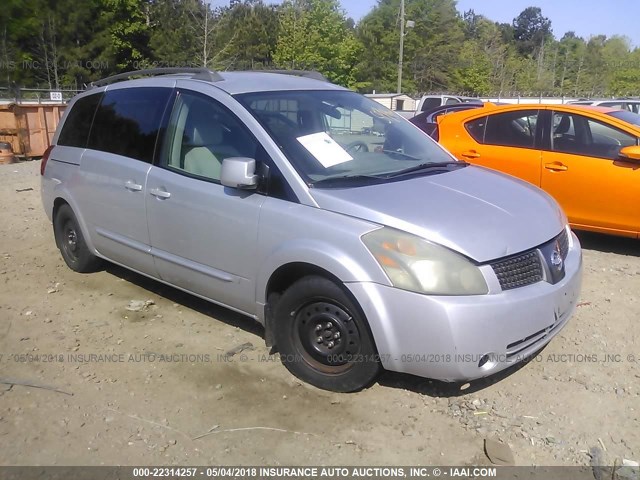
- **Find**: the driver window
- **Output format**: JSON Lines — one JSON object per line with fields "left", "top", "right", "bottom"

{"left": 551, "top": 112, "right": 636, "bottom": 159}
{"left": 163, "top": 92, "right": 256, "bottom": 181}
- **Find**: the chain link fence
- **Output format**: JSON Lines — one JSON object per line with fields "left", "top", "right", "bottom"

{"left": 0, "top": 87, "right": 83, "bottom": 104}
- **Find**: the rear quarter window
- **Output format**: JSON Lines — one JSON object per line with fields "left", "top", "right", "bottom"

{"left": 87, "top": 87, "right": 173, "bottom": 163}
{"left": 467, "top": 110, "right": 538, "bottom": 148}
{"left": 487, "top": 110, "right": 538, "bottom": 148}
{"left": 57, "top": 93, "right": 102, "bottom": 147}
{"left": 464, "top": 116, "right": 487, "bottom": 143}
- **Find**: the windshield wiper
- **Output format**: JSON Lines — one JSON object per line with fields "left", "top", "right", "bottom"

{"left": 382, "top": 149, "right": 422, "bottom": 161}
{"left": 384, "top": 161, "right": 468, "bottom": 178}
{"left": 310, "top": 161, "right": 468, "bottom": 186}
{"left": 311, "top": 174, "right": 386, "bottom": 187}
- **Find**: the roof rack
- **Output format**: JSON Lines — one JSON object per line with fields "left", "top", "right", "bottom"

{"left": 254, "top": 70, "right": 328, "bottom": 82}
{"left": 89, "top": 67, "right": 223, "bottom": 88}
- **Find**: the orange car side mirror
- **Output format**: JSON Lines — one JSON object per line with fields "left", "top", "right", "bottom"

{"left": 618, "top": 145, "right": 640, "bottom": 161}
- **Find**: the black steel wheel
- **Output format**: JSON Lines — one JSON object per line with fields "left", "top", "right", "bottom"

{"left": 53, "top": 204, "right": 102, "bottom": 273}
{"left": 273, "top": 276, "right": 380, "bottom": 392}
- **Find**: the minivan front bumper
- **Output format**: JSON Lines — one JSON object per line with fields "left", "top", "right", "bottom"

{"left": 346, "top": 233, "right": 583, "bottom": 382}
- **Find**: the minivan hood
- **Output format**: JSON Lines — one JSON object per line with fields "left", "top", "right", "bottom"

{"left": 309, "top": 166, "right": 566, "bottom": 263}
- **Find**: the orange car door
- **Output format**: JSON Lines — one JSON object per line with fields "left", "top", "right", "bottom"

{"left": 445, "top": 109, "right": 542, "bottom": 186}
{"left": 540, "top": 111, "right": 640, "bottom": 236}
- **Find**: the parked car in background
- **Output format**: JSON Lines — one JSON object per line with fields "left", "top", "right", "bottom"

{"left": 437, "top": 103, "right": 640, "bottom": 238}
{"left": 567, "top": 98, "right": 640, "bottom": 113}
{"left": 41, "top": 68, "right": 582, "bottom": 392}
{"left": 415, "top": 94, "right": 483, "bottom": 114}
{"left": 394, "top": 95, "right": 483, "bottom": 120}
{"left": 409, "top": 103, "right": 486, "bottom": 140}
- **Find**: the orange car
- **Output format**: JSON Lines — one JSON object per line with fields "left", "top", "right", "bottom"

{"left": 436, "top": 103, "right": 640, "bottom": 238}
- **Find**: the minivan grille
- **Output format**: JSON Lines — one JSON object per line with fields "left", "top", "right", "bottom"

{"left": 491, "top": 250, "right": 543, "bottom": 291}
{"left": 490, "top": 230, "right": 570, "bottom": 291}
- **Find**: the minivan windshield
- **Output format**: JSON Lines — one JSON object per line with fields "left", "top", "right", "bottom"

{"left": 236, "top": 90, "right": 462, "bottom": 187}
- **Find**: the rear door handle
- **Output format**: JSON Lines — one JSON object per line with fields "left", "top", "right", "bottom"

{"left": 461, "top": 150, "right": 481, "bottom": 159}
{"left": 124, "top": 180, "right": 143, "bottom": 191}
{"left": 544, "top": 162, "right": 568, "bottom": 172}
{"left": 149, "top": 188, "right": 171, "bottom": 199}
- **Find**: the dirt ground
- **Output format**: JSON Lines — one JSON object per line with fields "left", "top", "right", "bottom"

{"left": 0, "top": 160, "right": 638, "bottom": 467}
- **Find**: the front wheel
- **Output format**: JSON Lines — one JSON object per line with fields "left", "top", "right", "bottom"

{"left": 273, "top": 276, "right": 380, "bottom": 392}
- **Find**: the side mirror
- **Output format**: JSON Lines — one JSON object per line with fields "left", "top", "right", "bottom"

{"left": 618, "top": 145, "right": 640, "bottom": 162}
{"left": 220, "top": 157, "right": 259, "bottom": 189}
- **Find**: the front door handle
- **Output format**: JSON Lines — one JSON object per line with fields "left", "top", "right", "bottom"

{"left": 461, "top": 150, "right": 481, "bottom": 159}
{"left": 124, "top": 180, "right": 143, "bottom": 192}
{"left": 149, "top": 188, "right": 171, "bottom": 199}
{"left": 544, "top": 162, "right": 568, "bottom": 172}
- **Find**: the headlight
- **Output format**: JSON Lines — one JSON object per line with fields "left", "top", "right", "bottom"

{"left": 362, "top": 227, "right": 488, "bottom": 295}
{"left": 565, "top": 224, "right": 574, "bottom": 249}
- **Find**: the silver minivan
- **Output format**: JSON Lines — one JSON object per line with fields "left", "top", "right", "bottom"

{"left": 41, "top": 68, "right": 582, "bottom": 392}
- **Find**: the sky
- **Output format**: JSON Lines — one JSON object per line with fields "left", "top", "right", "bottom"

{"left": 210, "top": 0, "right": 640, "bottom": 48}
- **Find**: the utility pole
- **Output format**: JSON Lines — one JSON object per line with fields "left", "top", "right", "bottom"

{"left": 397, "top": 0, "right": 414, "bottom": 94}
{"left": 397, "top": 0, "right": 405, "bottom": 94}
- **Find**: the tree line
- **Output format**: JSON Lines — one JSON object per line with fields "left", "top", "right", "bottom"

{"left": 2, "top": 0, "right": 639, "bottom": 97}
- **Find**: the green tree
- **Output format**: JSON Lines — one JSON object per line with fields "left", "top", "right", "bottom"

{"left": 512, "top": 6, "right": 552, "bottom": 56}
{"left": 610, "top": 46, "right": 640, "bottom": 95}
{"left": 582, "top": 35, "right": 608, "bottom": 95}
{"left": 354, "top": 0, "right": 399, "bottom": 92}
{"left": 148, "top": 0, "right": 202, "bottom": 67}
{"left": 13, "top": 0, "right": 116, "bottom": 87}
{"left": 273, "top": 0, "right": 363, "bottom": 88}
{"left": 1, "top": 0, "right": 67, "bottom": 87}
{"left": 455, "top": 12, "right": 517, "bottom": 95}
{"left": 101, "top": 0, "right": 151, "bottom": 71}
{"left": 610, "top": 68, "right": 640, "bottom": 96}
{"left": 556, "top": 32, "right": 586, "bottom": 96}
{"left": 408, "top": 0, "right": 465, "bottom": 92}
{"left": 4, "top": 0, "right": 640, "bottom": 98}
{"left": 356, "top": 0, "right": 465, "bottom": 94}
{"left": 212, "top": 1, "right": 280, "bottom": 70}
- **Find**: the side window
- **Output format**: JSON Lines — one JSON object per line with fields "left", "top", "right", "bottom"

{"left": 551, "top": 112, "right": 637, "bottom": 159}
{"left": 162, "top": 91, "right": 259, "bottom": 182}
{"left": 599, "top": 102, "right": 624, "bottom": 110}
{"left": 58, "top": 93, "right": 102, "bottom": 147}
{"left": 88, "top": 87, "right": 172, "bottom": 163}
{"left": 465, "top": 116, "right": 487, "bottom": 143}
{"left": 484, "top": 110, "right": 538, "bottom": 148}
{"left": 420, "top": 97, "right": 441, "bottom": 111}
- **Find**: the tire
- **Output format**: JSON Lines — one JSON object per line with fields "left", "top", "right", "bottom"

{"left": 273, "top": 275, "right": 380, "bottom": 392}
{"left": 53, "top": 204, "right": 102, "bottom": 273}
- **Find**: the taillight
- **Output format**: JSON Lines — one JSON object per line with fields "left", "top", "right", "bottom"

{"left": 41, "top": 145, "right": 54, "bottom": 175}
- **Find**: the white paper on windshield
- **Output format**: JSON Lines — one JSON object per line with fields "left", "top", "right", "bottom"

{"left": 296, "top": 132, "right": 353, "bottom": 168}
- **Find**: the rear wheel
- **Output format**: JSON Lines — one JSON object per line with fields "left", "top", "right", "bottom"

{"left": 53, "top": 204, "right": 102, "bottom": 273}
{"left": 273, "top": 276, "right": 380, "bottom": 392}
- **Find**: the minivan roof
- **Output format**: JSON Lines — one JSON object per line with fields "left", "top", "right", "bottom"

{"left": 89, "top": 69, "right": 348, "bottom": 95}
{"left": 213, "top": 71, "right": 347, "bottom": 95}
